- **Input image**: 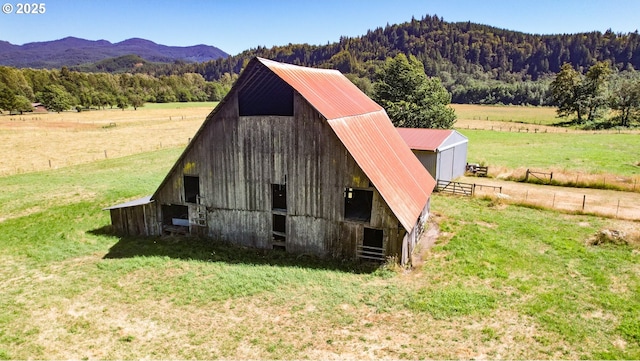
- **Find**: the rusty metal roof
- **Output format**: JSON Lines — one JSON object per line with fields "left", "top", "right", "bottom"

{"left": 258, "top": 58, "right": 435, "bottom": 232}
{"left": 396, "top": 128, "right": 455, "bottom": 151}
{"left": 257, "top": 57, "right": 382, "bottom": 119}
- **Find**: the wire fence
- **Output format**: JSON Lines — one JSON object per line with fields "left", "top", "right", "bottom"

{"left": 471, "top": 182, "right": 640, "bottom": 221}
{"left": 0, "top": 138, "right": 192, "bottom": 176}
{"left": 458, "top": 122, "right": 640, "bottom": 135}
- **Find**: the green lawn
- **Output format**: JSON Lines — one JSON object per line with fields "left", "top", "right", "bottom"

{"left": 463, "top": 129, "right": 640, "bottom": 176}
{"left": 0, "top": 148, "right": 638, "bottom": 359}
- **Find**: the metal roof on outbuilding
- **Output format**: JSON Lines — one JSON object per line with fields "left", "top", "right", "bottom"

{"left": 255, "top": 58, "right": 435, "bottom": 232}
{"left": 396, "top": 128, "right": 468, "bottom": 152}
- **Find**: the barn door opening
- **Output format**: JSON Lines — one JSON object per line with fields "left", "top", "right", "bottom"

{"left": 272, "top": 184, "right": 287, "bottom": 250}
{"left": 357, "top": 227, "right": 385, "bottom": 261}
{"left": 161, "top": 204, "right": 189, "bottom": 235}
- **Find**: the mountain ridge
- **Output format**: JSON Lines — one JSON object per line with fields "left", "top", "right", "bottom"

{"left": 0, "top": 36, "right": 228, "bottom": 68}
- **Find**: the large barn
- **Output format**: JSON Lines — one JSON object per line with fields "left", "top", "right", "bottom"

{"left": 106, "top": 57, "right": 435, "bottom": 264}
{"left": 396, "top": 128, "right": 468, "bottom": 182}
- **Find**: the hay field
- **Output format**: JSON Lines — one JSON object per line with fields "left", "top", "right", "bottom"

{"left": 452, "top": 104, "right": 640, "bottom": 135}
{"left": 0, "top": 104, "right": 213, "bottom": 175}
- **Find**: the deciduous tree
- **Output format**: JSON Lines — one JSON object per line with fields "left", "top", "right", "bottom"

{"left": 550, "top": 61, "right": 612, "bottom": 124}
{"left": 373, "top": 53, "right": 456, "bottom": 129}
{"left": 609, "top": 68, "right": 640, "bottom": 127}
{"left": 37, "top": 84, "right": 73, "bottom": 113}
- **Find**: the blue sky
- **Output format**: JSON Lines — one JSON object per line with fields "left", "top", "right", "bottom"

{"left": 1, "top": 0, "right": 639, "bottom": 55}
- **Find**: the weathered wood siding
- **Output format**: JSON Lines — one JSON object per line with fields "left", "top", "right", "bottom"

{"left": 109, "top": 202, "right": 157, "bottom": 236}
{"left": 153, "top": 90, "right": 403, "bottom": 259}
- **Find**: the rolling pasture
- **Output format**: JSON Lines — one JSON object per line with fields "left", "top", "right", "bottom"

{"left": 0, "top": 103, "right": 217, "bottom": 176}
{"left": 0, "top": 104, "right": 639, "bottom": 359}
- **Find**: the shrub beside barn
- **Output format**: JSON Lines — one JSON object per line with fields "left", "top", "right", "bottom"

{"left": 105, "top": 57, "right": 435, "bottom": 265}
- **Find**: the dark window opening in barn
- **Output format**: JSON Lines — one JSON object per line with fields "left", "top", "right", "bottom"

{"left": 361, "top": 227, "right": 384, "bottom": 261}
{"left": 238, "top": 70, "right": 294, "bottom": 116}
{"left": 184, "top": 175, "right": 200, "bottom": 204}
{"left": 272, "top": 184, "right": 287, "bottom": 210}
{"left": 273, "top": 214, "right": 286, "bottom": 234}
{"left": 344, "top": 188, "right": 373, "bottom": 222}
{"left": 161, "top": 204, "right": 189, "bottom": 228}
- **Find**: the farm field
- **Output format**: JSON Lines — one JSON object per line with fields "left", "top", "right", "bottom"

{"left": 1, "top": 103, "right": 639, "bottom": 180}
{"left": 0, "top": 148, "right": 638, "bottom": 359}
{"left": 0, "top": 103, "right": 216, "bottom": 176}
{"left": 452, "top": 103, "right": 560, "bottom": 125}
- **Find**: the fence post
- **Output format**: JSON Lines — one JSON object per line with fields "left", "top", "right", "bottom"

{"left": 616, "top": 199, "right": 620, "bottom": 218}
{"left": 549, "top": 172, "right": 553, "bottom": 183}
{"left": 525, "top": 169, "right": 529, "bottom": 182}
{"left": 582, "top": 195, "right": 586, "bottom": 211}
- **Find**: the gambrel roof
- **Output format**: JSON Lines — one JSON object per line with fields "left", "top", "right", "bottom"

{"left": 251, "top": 58, "right": 435, "bottom": 231}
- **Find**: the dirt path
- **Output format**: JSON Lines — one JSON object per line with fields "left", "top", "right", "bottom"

{"left": 456, "top": 176, "right": 640, "bottom": 221}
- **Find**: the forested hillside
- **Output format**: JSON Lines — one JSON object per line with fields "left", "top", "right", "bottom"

{"left": 1, "top": 14, "right": 640, "bottom": 111}
{"left": 185, "top": 15, "right": 640, "bottom": 81}
{"left": 162, "top": 15, "right": 639, "bottom": 105}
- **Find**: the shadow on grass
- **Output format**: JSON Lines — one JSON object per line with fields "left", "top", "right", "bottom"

{"left": 552, "top": 119, "right": 579, "bottom": 127}
{"left": 90, "top": 226, "right": 381, "bottom": 274}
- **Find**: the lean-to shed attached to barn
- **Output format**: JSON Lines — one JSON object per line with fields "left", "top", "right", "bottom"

{"left": 106, "top": 57, "right": 435, "bottom": 264}
{"left": 397, "top": 128, "right": 468, "bottom": 182}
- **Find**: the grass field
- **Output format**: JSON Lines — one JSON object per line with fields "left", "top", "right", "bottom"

{"left": 142, "top": 101, "right": 218, "bottom": 110}
{"left": 463, "top": 130, "right": 640, "bottom": 177}
{"left": 1, "top": 146, "right": 639, "bottom": 359}
{"left": 0, "top": 103, "right": 216, "bottom": 175}
{"left": 452, "top": 104, "right": 560, "bottom": 125}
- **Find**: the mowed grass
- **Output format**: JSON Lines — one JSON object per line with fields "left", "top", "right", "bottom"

{"left": 463, "top": 129, "right": 640, "bottom": 177}
{"left": 1, "top": 148, "right": 639, "bottom": 359}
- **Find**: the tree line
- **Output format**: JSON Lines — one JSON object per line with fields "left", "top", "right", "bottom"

{"left": 0, "top": 65, "right": 237, "bottom": 113}
{"left": 550, "top": 62, "right": 640, "bottom": 128}
{"left": 1, "top": 13, "right": 639, "bottom": 123}
{"left": 159, "top": 14, "right": 640, "bottom": 106}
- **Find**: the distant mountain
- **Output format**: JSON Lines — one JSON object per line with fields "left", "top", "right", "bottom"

{"left": 0, "top": 36, "right": 228, "bottom": 68}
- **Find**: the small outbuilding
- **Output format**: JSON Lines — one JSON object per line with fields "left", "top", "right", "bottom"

{"left": 397, "top": 128, "right": 468, "bottom": 182}
{"left": 106, "top": 57, "right": 435, "bottom": 265}
{"left": 31, "top": 103, "right": 48, "bottom": 113}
